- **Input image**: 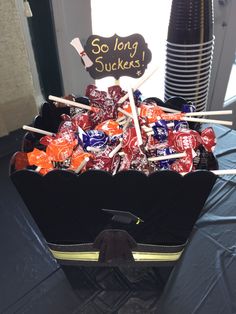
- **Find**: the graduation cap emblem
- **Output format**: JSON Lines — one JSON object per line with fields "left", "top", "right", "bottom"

{"left": 102, "top": 209, "right": 144, "bottom": 225}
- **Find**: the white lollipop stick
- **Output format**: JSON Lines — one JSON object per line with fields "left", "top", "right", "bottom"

{"left": 181, "top": 169, "right": 236, "bottom": 176}
{"left": 118, "top": 67, "right": 159, "bottom": 104}
{"left": 86, "top": 146, "right": 101, "bottom": 152}
{"left": 70, "top": 38, "right": 93, "bottom": 68}
{"left": 182, "top": 116, "right": 232, "bottom": 126}
{"left": 148, "top": 152, "right": 186, "bottom": 162}
{"left": 118, "top": 151, "right": 125, "bottom": 156}
{"left": 184, "top": 110, "right": 232, "bottom": 116}
{"left": 158, "top": 106, "right": 180, "bottom": 113}
{"left": 23, "top": 125, "right": 55, "bottom": 137}
{"left": 210, "top": 169, "right": 236, "bottom": 175}
{"left": 128, "top": 87, "right": 143, "bottom": 146}
{"left": 109, "top": 142, "right": 122, "bottom": 158}
{"left": 48, "top": 95, "right": 96, "bottom": 112}
{"left": 75, "top": 157, "right": 90, "bottom": 174}
{"left": 35, "top": 166, "right": 41, "bottom": 172}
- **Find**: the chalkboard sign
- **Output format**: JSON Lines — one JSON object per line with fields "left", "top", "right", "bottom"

{"left": 83, "top": 34, "right": 152, "bottom": 80}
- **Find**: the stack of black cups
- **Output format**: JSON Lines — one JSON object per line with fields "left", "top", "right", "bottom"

{"left": 164, "top": 0, "right": 214, "bottom": 112}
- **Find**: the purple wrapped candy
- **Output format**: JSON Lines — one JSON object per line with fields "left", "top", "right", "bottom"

{"left": 157, "top": 147, "right": 176, "bottom": 170}
{"left": 181, "top": 103, "right": 196, "bottom": 113}
{"left": 152, "top": 120, "right": 168, "bottom": 143}
{"left": 173, "top": 120, "right": 189, "bottom": 131}
{"left": 78, "top": 127, "right": 108, "bottom": 149}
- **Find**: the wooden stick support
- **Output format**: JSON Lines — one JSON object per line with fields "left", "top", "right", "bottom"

{"left": 148, "top": 152, "right": 186, "bottom": 162}
{"left": 128, "top": 87, "right": 143, "bottom": 146}
{"left": 23, "top": 125, "right": 55, "bottom": 137}
{"left": 118, "top": 67, "right": 159, "bottom": 104}
{"left": 75, "top": 157, "right": 90, "bottom": 174}
{"left": 48, "top": 95, "right": 95, "bottom": 112}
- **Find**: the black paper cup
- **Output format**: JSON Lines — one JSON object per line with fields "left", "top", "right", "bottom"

{"left": 167, "top": 0, "right": 214, "bottom": 44}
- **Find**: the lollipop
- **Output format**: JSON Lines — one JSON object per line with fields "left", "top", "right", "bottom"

{"left": 95, "top": 119, "right": 123, "bottom": 139}
{"left": 78, "top": 127, "right": 109, "bottom": 150}
{"left": 88, "top": 145, "right": 120, "bottom": 173}
{"left": 27, "top": 148, "right": 53, "bottom": 174}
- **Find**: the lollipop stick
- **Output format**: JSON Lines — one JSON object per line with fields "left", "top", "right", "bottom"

{"left": 185, "top": 110, "right": 232, "bottom": 117}
{"left": 86, "top": 146, "right": 101, "bottom": 153}
{"left": 118, "top": 67, "right": 159, "bottom": 104}
{"left": 75, "top": 157, "right": 90, "bottom": 174}
{"left": 148, "top": 152, "right": 186, "bottom": 162}
{"left": 158, "top": 106, "right": 180, "bottom": 113}
{"left": 181, "top": 169, "right": 236, "bottom": 176}
{"left": 23, "top": 125, "right": 55, "bottom": 137}
{"left": 128, "top": 87, "right": 143, "bottom": 146}
{"left": 48, "top": 95, "right": 98, "bottom": 112}
{"left": 109, "top": 142, "right": 122, "bottom": 158}
{"left": 183, "top": 117, "right": 232, "bottom": 126}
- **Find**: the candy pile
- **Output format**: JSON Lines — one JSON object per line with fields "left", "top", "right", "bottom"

{"left": 15, "top": 84, "right": 217, "bottom": 175}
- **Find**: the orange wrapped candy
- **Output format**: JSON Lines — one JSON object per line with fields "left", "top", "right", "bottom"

{"left": 69, "top": 148, "right": 93, "bottom": 172}
{"left": 139, "top": 104, "right": 164, "bottom": 123}
{"left": 95, "top": 119, "right": 123, "bottom": 138}
{"left": 27, "top": 148, "right": 53, "bottom": 173}
{"left": 46, "top": 137, "right": 77, "bottom": 162}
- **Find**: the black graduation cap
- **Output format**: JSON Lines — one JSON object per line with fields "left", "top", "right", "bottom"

{"left": 102, "top": 209, "right": 144, "bottom": 225}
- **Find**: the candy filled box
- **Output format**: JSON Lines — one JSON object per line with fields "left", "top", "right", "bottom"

{"left": 10, "top": 87, "right": 218, "bottom": 267}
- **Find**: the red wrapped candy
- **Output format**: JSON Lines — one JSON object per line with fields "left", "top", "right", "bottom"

{"left": 168, "top": 129, "right": 202, "bottom": 152}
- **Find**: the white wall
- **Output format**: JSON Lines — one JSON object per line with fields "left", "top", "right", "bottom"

{"left": 51, "top": 0, "right": 94, "bottom": 96}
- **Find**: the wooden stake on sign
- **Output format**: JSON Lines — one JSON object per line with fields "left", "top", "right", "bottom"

{"left": 117, "top": 67, "right": 159, "bottom": 104}
{"left": 23, "top": 125, "right": 55, "bottom": 137}
{"left": 75, "top": 157, "right": 90, "bottom": 174}
{"left": 70, "top": 38, "right": 93, "bottom": 68}
{"left": 148, "top": 152, "right": 186, "bottom": 162}
{"left": 48, "top": 95, "right": 98, "bottom": 112}
{"left": 128, "top": 87, "right": 143, "bottom": 146}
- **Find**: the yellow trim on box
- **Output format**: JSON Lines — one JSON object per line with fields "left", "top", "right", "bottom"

{"left": 50, "top": 249, "right": 183, "bottom": 262}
